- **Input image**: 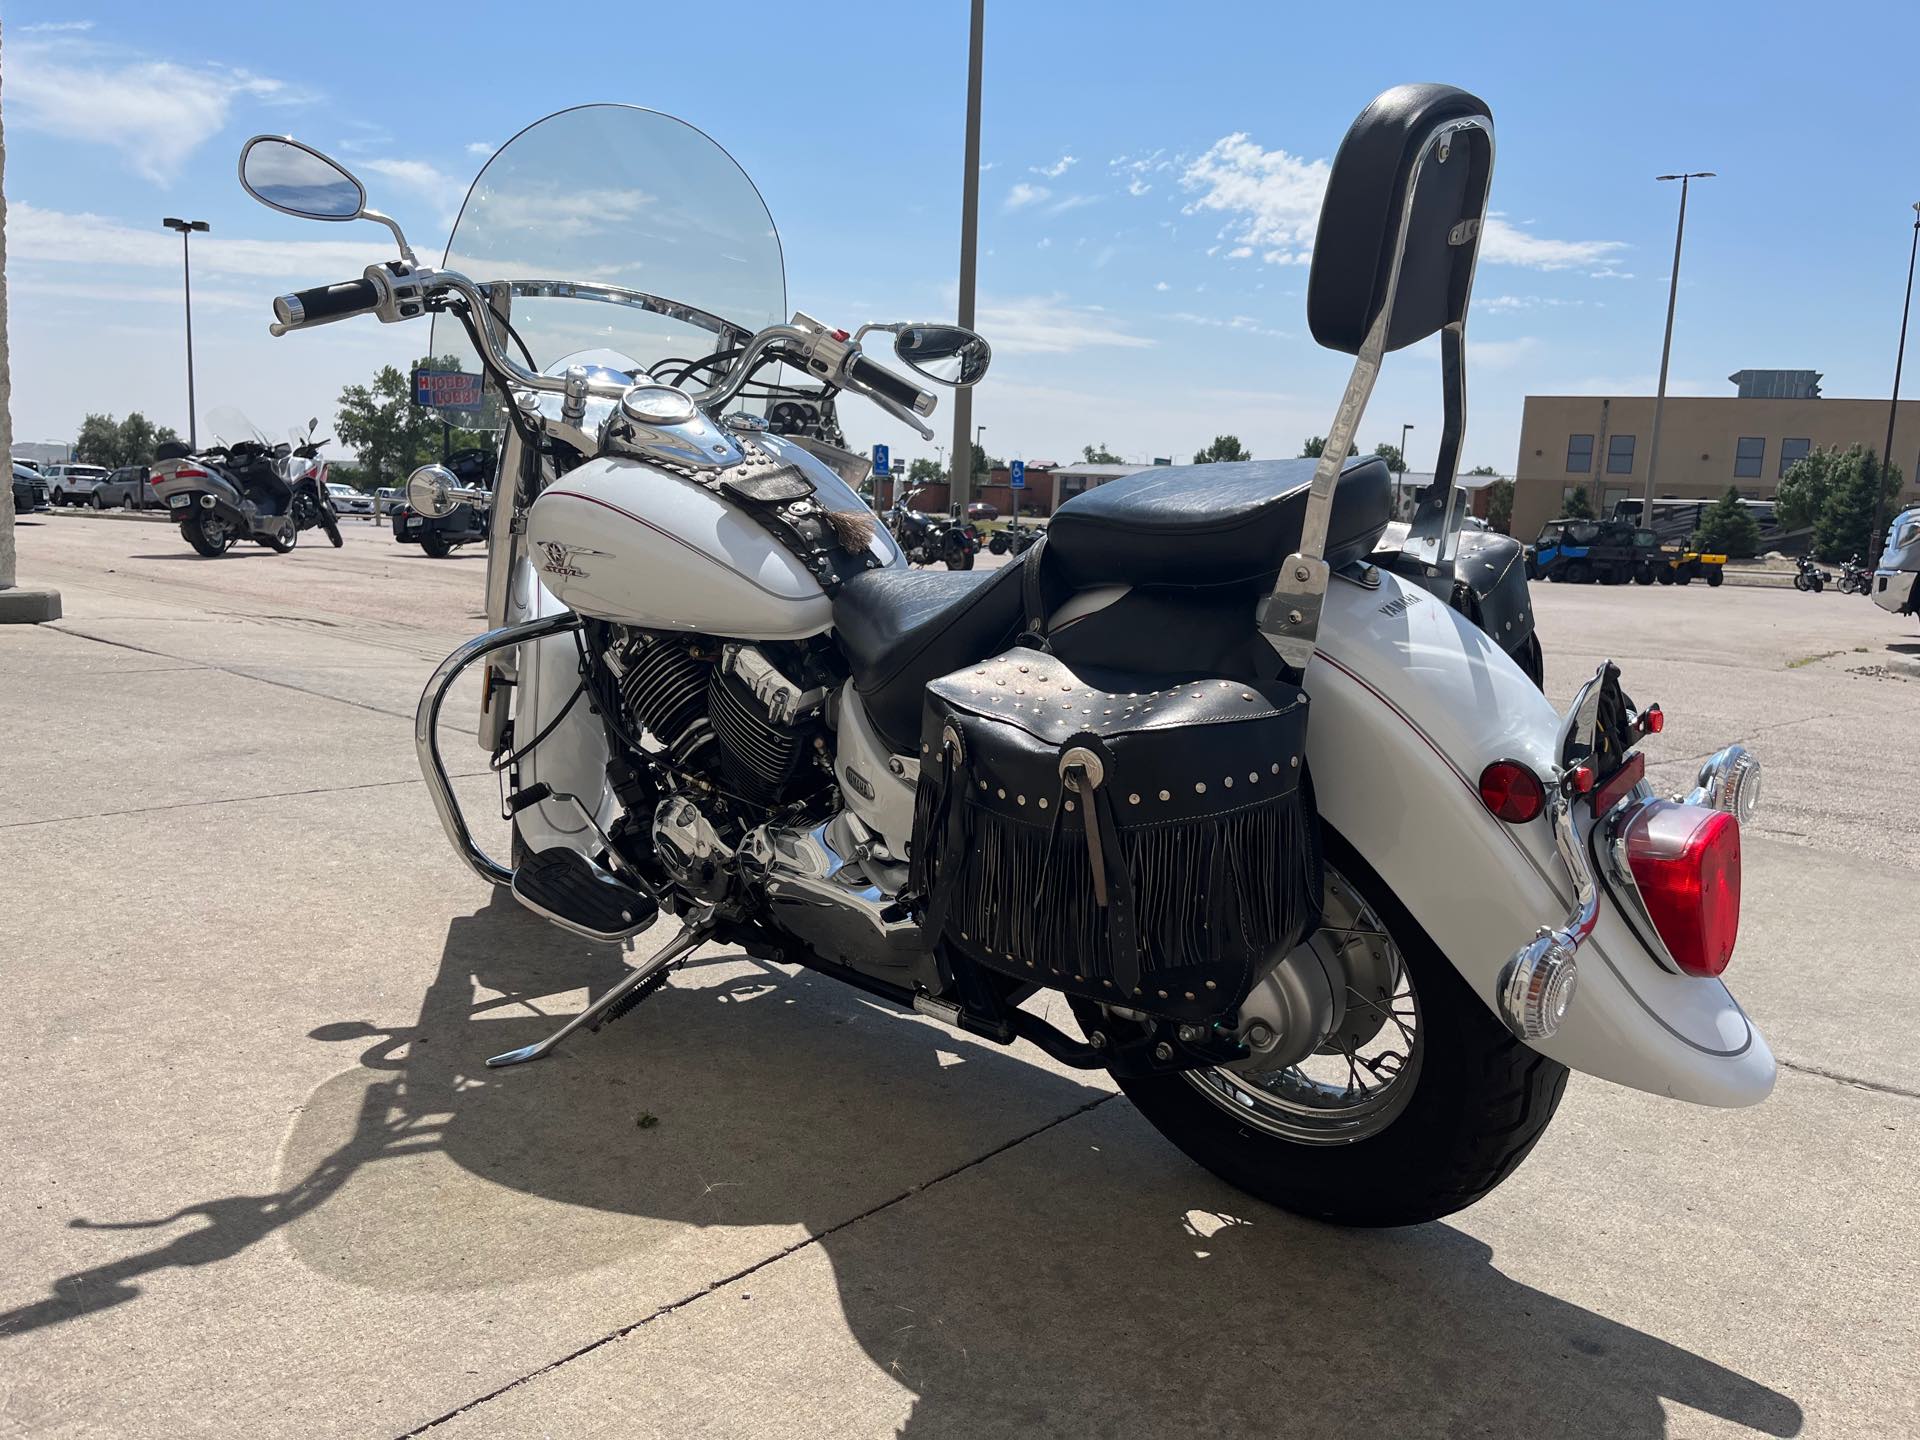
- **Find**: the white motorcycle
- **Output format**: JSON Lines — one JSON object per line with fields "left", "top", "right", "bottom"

{"left": 238, "top": 85, "right": 1771, "bottom": 1227}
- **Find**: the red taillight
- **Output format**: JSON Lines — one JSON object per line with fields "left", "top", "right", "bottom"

{"left": 1624, "top": 801, "right": 1741, "bottom": 976}
{"left": 169, "top": 464, "right": 210, "bottom": 481}
{"left": 1478, "top": 759, "right": 1545, "bottom": 823}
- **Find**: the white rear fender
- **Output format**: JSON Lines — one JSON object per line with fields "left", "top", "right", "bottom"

{"left": 1307, "top": 570, "right": 1774, "bottom": 1108}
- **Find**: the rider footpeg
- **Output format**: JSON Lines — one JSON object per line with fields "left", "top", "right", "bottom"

{"left": 511, "top": 847, "right": 658, "bottom": 942}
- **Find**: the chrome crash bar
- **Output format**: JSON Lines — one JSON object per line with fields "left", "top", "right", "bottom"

{"left": 415, "top": 611, "right": 583, "bottom": 887}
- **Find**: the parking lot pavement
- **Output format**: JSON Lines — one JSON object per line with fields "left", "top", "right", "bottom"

{"left": 2, "top": 520, "right": 1915, "bottom": 1438}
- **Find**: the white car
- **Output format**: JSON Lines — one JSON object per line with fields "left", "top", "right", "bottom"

{"left": 43, "top": 463, "right": 111, "bottom": 506}
{"left": 374, "top": 486, "right": 407, "bottom": 516}
{"left": 327, "top": 482, "right": 374, "bottom": 516}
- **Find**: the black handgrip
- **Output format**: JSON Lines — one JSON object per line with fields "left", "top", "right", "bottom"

{"left": 846, "top": 353, "right": 935, "bottom": 416}
{"left": 275, "top": 277, "right": 380, "bottom": 328}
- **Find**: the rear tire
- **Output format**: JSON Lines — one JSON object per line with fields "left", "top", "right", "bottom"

{"left": 421, "top": 535, "right": 453, "bottom": 559}
{"left": 1563, "top": 560, "right": 1590, "bottom": 585}
{"left": 265, "top": 526, "right": 298, "bottom": 553}
{"left": 1706, "top": 569, "right": 1724, "bottom": 588}
{"left": 91, "top": 492, "right": 105, "bottom": 510}
{"left": 1076, "top": 830, "right": 1568, "bottom": 1227}
{"left": 182, "top": 511, "right": 231, "bottom": 557}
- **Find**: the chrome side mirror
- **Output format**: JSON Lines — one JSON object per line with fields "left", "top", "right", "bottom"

{"left": 892, "top": 325, "right": 991, "bottom": 387}
{"left": 406, "top": 464, "right": 484, "bottom": 519}
{"left": 239, "top": 137, "right": 365, "bottom": 219}
{"left": 239, "top": 134, "right": 416, "bottom": 262}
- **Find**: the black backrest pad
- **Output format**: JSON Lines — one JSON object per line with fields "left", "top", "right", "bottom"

{"left": 1308, "top": 84, "right": 1491, "bottom": 355}
{"left": 1041, "top": 456, "right": 1392, "bottom": 590}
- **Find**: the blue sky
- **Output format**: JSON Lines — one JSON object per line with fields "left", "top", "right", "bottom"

{"left": 8, "top": 2, "right": 1920, "bottom": 474}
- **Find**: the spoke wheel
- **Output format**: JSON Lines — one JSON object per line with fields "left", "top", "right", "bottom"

{"left": 1183, "top": 866, "right": 1421, "bottom": 1145}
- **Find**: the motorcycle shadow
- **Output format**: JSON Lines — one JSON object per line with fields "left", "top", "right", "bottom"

{"left": 1, "top": 892, "right": 1802, "bottom": 1439}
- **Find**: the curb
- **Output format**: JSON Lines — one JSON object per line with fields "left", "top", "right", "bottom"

{"left": 39, "top": 506, "right": 171, "bottom": 524}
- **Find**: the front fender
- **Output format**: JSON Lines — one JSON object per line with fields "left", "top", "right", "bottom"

{"left": 1305, "top": 570, "right": 1774, "bottom": 1107}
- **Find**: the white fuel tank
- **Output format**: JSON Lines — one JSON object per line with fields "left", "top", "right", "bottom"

{"left": 527, "top": 451, "right": 897, "bottom": 640}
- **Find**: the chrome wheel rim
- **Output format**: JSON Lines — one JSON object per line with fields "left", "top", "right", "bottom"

{"left": 202, "top": 516, "right": 229, "bottom": 546}
{"left": 1184, "top": 864, "right": 1422, "bottom": 1145}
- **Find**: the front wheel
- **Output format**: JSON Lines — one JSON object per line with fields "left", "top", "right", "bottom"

{"left": 264, "top": 526, "right": 298, "bottom": 554}
{"left": 1811, "top": 575, "right": 1824, "bottom": 593}
{"left": 1793, "top": 572, "right": 1810, "bottom": 592}
{"left": 51, "top": 489, "right": 66, "bottom": 507}
{"left": 1706, "top": 568, "right": 1724, "bottom": 588}
{"left": 1076, "top": 831, "right": 1568, "bottom": 1227}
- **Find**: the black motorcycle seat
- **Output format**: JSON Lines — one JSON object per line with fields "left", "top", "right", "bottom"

{"left": 1042, "top": 456, "right": 1393, "bottom": 589}
{"left": 833, "top": 563, "right": 1028, "bottom": 754}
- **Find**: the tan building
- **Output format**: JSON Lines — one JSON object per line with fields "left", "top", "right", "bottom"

{"left": 1512, "top": 374, "right": 1920, "bottom": 542}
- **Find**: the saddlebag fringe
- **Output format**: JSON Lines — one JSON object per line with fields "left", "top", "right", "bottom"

{"left": 910, "top": 647, "right": 1321, "bottom": 1022}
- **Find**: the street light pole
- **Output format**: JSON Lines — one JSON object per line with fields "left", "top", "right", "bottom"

{"left": 1642, "top": 173, "right": 1713, "bottom": 519}
{"left": 1398, "top": 422, "right": 1414, "bottom": 516}
{"left": 1871, "top": 203, "right": 1920, "bottom": 566}
{"left": 947, "top": 0, "right": 986, "bottom": 516}
{"left": 163, "top": 218, "right": 210, "bottom": 449}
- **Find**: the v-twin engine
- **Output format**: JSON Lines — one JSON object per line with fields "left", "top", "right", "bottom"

{"left": 607, "top": 631, "right": 826, "bottom": 804}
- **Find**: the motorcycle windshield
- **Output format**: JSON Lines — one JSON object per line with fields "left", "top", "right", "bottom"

{"left": 206, "top": 405, "right": 273, "bottom": 449}
{"left": 428, "top": 105, "right": 786, "bottom": 418}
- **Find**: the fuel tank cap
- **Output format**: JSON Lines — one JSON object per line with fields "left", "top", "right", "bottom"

{"left": 620, "top": 384, "right": 698, "bottom": 427}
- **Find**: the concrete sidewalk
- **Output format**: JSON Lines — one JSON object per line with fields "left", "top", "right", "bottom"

{"left": 1, "top": 522, "right": 1915, "bottom": 1438}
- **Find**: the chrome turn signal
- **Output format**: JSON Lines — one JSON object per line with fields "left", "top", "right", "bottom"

{"left": 1497, "top": 932, "right": 1579, "bottom": 1041}
{"left": 1686, "top": 745, "right": 1761, "bottom": 825}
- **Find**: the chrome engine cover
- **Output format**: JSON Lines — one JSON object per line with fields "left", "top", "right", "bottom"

{"left": 737, "top": 812, "right": 937, "bottom": 987}
{"left": 652, "top": 795, "right": 734, "bottom": 901}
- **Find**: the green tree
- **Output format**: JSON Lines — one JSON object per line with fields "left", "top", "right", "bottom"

{"left": 1081, "top": 442, "right": 1123, "bottom": 463}
{"left": 1774, "top": 448, "right": 1840, "bottom": 532}
{"left": 337, "top": 355, "right": 464, "bottom": 487}
{"left": 1812, "top": 446, "right": 1904, "bottom": 561}
{"left": 73, "top": 412, "right": 181, "bottom": 466}
{"left": 907, "top": 457, "right": 943, "bottom": 485}
{"left": 1372, "top": 442, "right": 1405, "bottom": 473}
{"left": 1561, "top": 487, "right": 1595, "bottom": 520}
{"left": 968, "top": 443, "right": 1002, "bottom": 481}
{"left": 1193, "top": 434, "right": 1252, "bottom": 465}
{"left": 1487, "top": 478, "right": 1515, "bottom": 534}
{"left": 1693, "top": 486, "right": 1763, "bottom": 559}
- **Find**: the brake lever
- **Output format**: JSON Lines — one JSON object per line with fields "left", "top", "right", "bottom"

{"left": 852, "top": 384, "right": 936, "bottom": 441}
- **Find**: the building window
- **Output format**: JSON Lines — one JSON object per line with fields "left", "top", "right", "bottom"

{"left": 1734, "top": 436, "right": 1766, "bottom": 479}
{"left": 1566, "top": 434, "right": 1594, "bottom": 473}
{"left": 1606, "top": 434, "right": 1636, "bottom": 474}
{"left": 1779, "top": 437, "right": 1811, "bottom": 477}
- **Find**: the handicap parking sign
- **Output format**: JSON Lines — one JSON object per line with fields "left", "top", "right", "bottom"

{"left": 1009, "top": 460, "right": 1026, "bottom": 489}
{"left": 872, "top": 443, "right": 890, "bottom": 478}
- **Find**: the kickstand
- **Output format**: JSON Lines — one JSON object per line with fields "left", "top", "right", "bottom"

{"left": 486, "top": 915, "right": 711, "bottom": 1069}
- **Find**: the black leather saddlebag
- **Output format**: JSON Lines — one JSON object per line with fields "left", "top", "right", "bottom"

{"left": 909, "top": 647, "right": 1321, "bottom": 1022}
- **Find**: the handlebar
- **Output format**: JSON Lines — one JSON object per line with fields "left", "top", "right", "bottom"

{"left": 274, "top": 278, "right": 381, "bottom": 330}
{"left": 846, "top": 354, "right": 935, "bottom": 417}
{"left": 266, "top": 263, "right": 941, "bottom": 440}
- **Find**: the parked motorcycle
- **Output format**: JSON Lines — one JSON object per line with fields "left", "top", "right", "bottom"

{"left": 241, "top": 86, "right": 1772, "bottom": 1227}
{"left": 1837, "top": 555, "right": 1871, "bottom": 595}
{"left": 884, "top": 487, "right": 976, "bottom": 569}
{"left": 393, "top": 445, "right": 493, "bottom": 557}
{"left": 150, "top": 413, "right": 342, "bottom": 556}
{"left": 1793, "top": 554, "right": 1830, "bottom": 593}
{"left": 987, "top": 519, "right": 1042, "bottom": 557}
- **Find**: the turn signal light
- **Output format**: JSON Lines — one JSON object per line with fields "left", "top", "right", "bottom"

{"left": 1478, "top": 760, "right": 1545, "bottom": 823}
{"left": 1623, "top": 802, "right": 1741, "bottom": 976}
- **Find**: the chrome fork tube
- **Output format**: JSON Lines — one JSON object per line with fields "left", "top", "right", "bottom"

{"left": 416, "top": 612, "right": 582, "bottom": 887}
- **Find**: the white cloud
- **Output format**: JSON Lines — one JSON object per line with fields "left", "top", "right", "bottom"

{"left": 1031, "top": 154, "right": 1078, "bottom": 179}
{"left": 10, "top": 202, "right": 398, "bottom": 281}
{"left": 465, "top": 142, "right": 495, "bottom": 157}
{"left": 359, "top": 158, "right": 468, "bottom": 224}
{"left": 1005, "top": 183, "right": 1050, "bottom": 210}
{"left": 1587, "top": 266, "right": 1635, "bottom": 280}
{"left": 1181, "top": 132, "right": 1626, "bottom": 273}
{"left": 1168, "top": 311, "right": 1291, "bottom": 341}
{"left": 1047, "top": 194, "right": 1098, "bottom": 216}
{"left": 1479, "top": 217, "right": 1627, "bottom": 271}
{"left": 1126, "top": 178, "right": 1152, "bottom": 197}
{"left": 1155, "top": 281, "right": 1170, "bottom": 292}
{"left": 1227, "top": 246, "right": 1253, "bottom": 260}
{"left": 974, "top": 295, "right": 1153, "bottom": 355}
{"left": 21, "top": 19, "right": 96, "bottom": 32}
{"left": 8, "top": 32, "right": 303, "bottom": 182}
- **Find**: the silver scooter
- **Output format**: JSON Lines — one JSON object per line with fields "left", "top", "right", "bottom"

{"left": 150, "top": 411, "right": 342, "bottom": 557}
